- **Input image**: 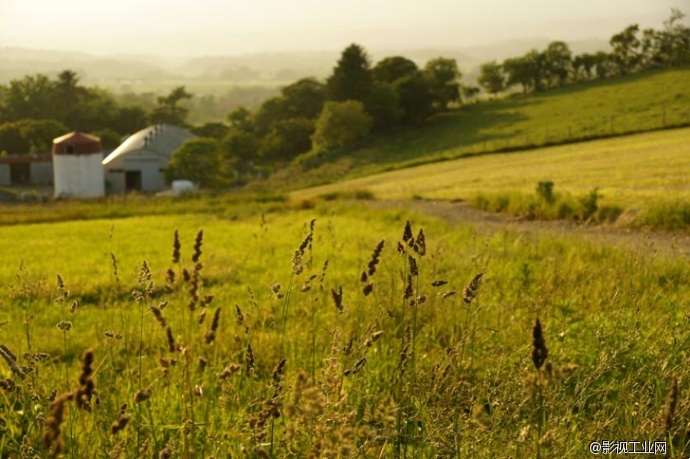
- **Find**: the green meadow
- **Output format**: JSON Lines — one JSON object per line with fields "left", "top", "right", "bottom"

{"left": 1, "top": 197, "right": 690, "bottom": 458}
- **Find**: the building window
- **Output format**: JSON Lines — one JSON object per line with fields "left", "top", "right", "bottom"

{"left": 66, "top": 145, "right": 75, "bottom": 154}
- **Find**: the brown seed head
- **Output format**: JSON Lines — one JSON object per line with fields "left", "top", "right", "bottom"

{"left": 532, "top": 318, "right": 548, "bottom": 370}
{"left": 462, "top": 273, "right": 484, "bottom": 304}
{"left": 172, "top": 229, "right": 181, "bottom": 264}
{"left": 664, "top": 376, "right": 679, "bottom": 434}
{"left": 192, "top": 229, "right": 203, "bottom": 263}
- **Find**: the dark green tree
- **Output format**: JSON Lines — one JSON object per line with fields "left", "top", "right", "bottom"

{"left": 0, "top": 74, "right": 56, "bottom": 122}
{"left": 227, "top": 106, "right": 254, "bottom": 133}
{"left": 372, "top": 56, "right": 419, "bottom": 84}
{"left": 192, "top": 122, "right": 230, "bottom": 140}
{"left": 326, "top": 44, "right": 373, "bottom": 102}
{"left": 0, "top": 120, "right": 34, "bottom": 154}
{"left": 312, "top": 100, "right": 372, "bottom": 151}
{"left": 92, "top": 128, "right": 122, "bottom": 150}
{"left": 165, "top": 137, "right": 225, "bottom": 187}
{"left": 543, "top": 41, "right": 572, "bottom": 87}
{"left": 572, "top": 53, "right": 598, "bottom": 81}
{"left": 394, "top": 74, "right": 434, "bottom": 124}
{"left": 110, "top": 105, "right": 149, "bottom": 135}
{"left": 477, "top": 61, "right": 505, "bottom": 95}
{"left": 423, "top": 58, "right": 461, "bottom": 109}
{"left": 150, "top": 86, "right": 193, "bottom": 126}
{"left": 364, "top": 84, "right": 402, "bottom": 130}
{"left": 222, "top": 129, "right": 260, "bottom": 165}
{"left": 281, "top": 78, "right": 326, "bottom": 120}
{"left": 610, "top": 24, "right": 641, "bottom": 75}
{"left": 21, "top": 119, "right": 68, "bottom": 153}
{"left": 252, "top": 97, "right": 291, "bottom": 136}
{"left": 259, "top": 118, "right": 314, "bottom": 162}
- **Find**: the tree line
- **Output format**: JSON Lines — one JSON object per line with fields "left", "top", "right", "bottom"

{"left": 477, "top": 9, "right": 690, "bottom": 96}
{"left": 165, "top": 44, "right": 463, "bottom": 187}
{"left": 0, "top": 70, "right": 198, "bottom": 155}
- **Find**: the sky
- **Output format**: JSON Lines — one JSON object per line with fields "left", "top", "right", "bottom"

{"left": 1, "top": 0, "right": 687, "bottom": 56}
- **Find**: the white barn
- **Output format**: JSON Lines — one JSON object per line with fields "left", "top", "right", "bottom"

{"left": 102, "top": 124, "right": 195, "bottom": 194}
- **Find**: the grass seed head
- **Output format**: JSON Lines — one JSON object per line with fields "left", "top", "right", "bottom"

{"left": 414, "top": 228, "right": 426, "bottom": 256}
{"left": 402, "top": 220, "right": 413, "bottom": 245}
{"left": 172, "top": 229, "right": 181, "bottom": 264}
{"left": 532, "top": 318, "right": 549, "bottom": 370}
{"left": 462, "top": 272, "right": 484, "bottom": 304}
{"left": 42, "top": 392, "right": 74, "bottom": 458}
{"left": 664, "top": 376, "right": 679, "bottom": 434}
{"left": 166, "top": 327, "right": 176, "bottom": 353}
{"left": 192, "top": 229, "right": 203, "bottom": 263}
{"left": 331, "top": 286, "right": 344, "bottom": 313}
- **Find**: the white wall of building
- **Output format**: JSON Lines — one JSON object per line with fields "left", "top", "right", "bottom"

{"left": 0, "top": 165, "right": 10, "bottom": 186}
{"left": 53, "top": 153, "right": 105, "bottom": 197}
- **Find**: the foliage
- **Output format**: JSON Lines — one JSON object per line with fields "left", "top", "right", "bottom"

{"left": 192, "top": 122, "right": 230, "bottom": 140}
{"left": 149, "top": 86, "right": 193, "bottom": 126}
{"left": 92, "top": 128, "right": 123, "bottom": 150}
{"left": 222, "top": 129, "right": 260, "bottom": 164}
{"left": 477, "top": 61, "right": 505, "bottom": 95}
{"left": 486, "top": 9, "right": 689, "bottom": 96}
{"left": 372, "top": 56, "right": 419, "bottom": 84}
{"left": 260, "top": 117, "right": 314, "bottom": 162}
{"left": 364, "top": 84, "right": 402, "bottom": 130}
{"left": 280, "top": 78, "right": 326, "bottom": 120}
{"left": 394, "top": 74, "right": 434, "bottom": 124}
{"left": 326, "top": 43, "right": 373, "bottom": 102}
{"left": 423, "top": 57, "right": 461, "bottom": 109}
{"left": 22, "top": 119, "right": 69, "bottom": 153}
{"left": 165, "top": 137, "right": 226, "bottom": 188}
{"left": 312, "top": 100, "right": 372, "bottom": 151}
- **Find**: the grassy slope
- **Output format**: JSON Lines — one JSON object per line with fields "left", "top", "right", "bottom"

{"left": 267, "top": 67, "right": 690, "bottom": 190}
{"left": 292, "top": 127, "right": 690, "bottom": 206}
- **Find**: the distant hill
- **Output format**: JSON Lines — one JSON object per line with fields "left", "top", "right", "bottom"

{"left": 0, "top": 37, "right": 610, "bottom": 90}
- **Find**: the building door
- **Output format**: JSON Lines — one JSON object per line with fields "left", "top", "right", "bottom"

{"left": 125, "top": 170, "right": 142, "bottom": 191}
{"left": 10, "top": 163, "right": 30, "bottom": 185}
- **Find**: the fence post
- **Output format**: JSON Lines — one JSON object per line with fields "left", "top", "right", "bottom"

{"left": 610, "top": 116, "right": 614, "bottom": 134}
{"left": 662, "top": 107, "right": 666, "bottom": 127}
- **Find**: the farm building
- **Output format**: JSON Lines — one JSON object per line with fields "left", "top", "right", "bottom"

{"left": 0, "top": 154, "right": 53, "bottom": 187}
{"left": 102, "top": 124, "right": 195, "bottom": 193}
{"left": 52, "top": 131, "right": 105, "bottom": 198}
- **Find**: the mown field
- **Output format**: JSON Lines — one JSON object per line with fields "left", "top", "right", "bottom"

{"left": 1, "top": 198, "right": 689, "bottom": 458}
{"left": 294, "top": 127, "right": 690, "bottom": 229}
{"left": 266, "top": 66, "right": 690, "bottom": 191}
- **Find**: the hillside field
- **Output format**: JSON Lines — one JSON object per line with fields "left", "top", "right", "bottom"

{"left": 293, "top": 127, "right": 690, "bottom": 227}
{"left": 1, "top": 197, "right": 690, "bottom": 457}
{"left": 267, "top": 67, "right": 690, "bottom": 191}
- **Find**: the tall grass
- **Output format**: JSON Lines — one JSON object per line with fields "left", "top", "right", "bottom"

{"left": 0, "top": 201, "right": 689, "bottom": 457}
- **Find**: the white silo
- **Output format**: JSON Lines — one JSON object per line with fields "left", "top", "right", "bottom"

{"left": 52, "top": 132, "right": 105, "bottom": 198}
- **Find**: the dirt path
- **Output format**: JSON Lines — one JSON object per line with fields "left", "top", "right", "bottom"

{"left": 372, "top": 199, "right": 690, "bottom": 259}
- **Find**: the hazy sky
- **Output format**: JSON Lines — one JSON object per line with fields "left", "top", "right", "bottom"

{"left": 2, "top": 0, "right": 686, "bottom": 56}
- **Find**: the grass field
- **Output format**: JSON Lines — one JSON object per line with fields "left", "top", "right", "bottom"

{"left": 1, "top": 199, "right": 690, "bottom": 458}
{"left": 293, "top": 127, "right": 690, "bottom": 228}
{"left": 264, "top": 67, "right": 690, "bottom": 191}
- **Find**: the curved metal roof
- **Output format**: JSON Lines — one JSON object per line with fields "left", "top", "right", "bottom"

{"left": 102, "top": 124, "right": 194, "bottom": 165}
